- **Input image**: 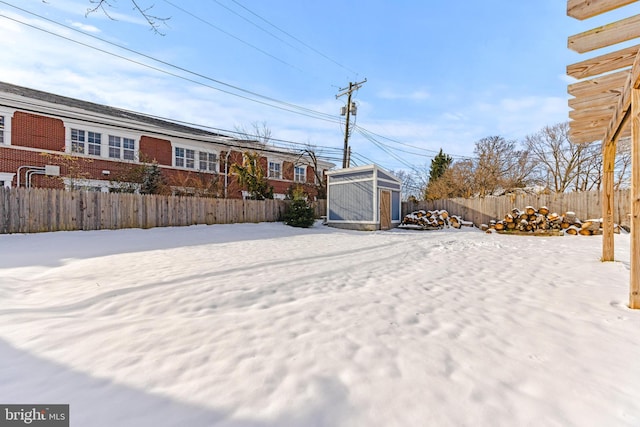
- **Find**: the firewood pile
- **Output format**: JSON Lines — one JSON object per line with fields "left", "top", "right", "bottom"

{"left": 400, "top": 209, "right": 474, "bottom": 230}
{"left": 482, "top": 206, "right": 623, "bottom": 236}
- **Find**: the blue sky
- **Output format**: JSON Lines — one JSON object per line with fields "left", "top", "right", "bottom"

{"left": 1, "top": 0, "right": 638, "bottom": 171}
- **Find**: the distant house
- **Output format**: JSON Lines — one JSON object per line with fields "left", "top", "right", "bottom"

{"left": 326, "top": 164, "right": 402, "bottom": 230}
{"left": 0, "top": 82, "right": 333, "bottom": 198}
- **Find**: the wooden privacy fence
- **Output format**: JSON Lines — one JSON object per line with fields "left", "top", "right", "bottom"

{"left": 0, "top": 188, "right": 328, "bottom": 234}
{"left": 403, "top": 190, "right": 631, "bottom": 228}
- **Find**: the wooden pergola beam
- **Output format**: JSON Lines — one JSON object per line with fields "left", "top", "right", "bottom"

{"left": 568, "top": 0, "right": 637, "bottom": 20}
{"left": 568, "top": 14, "right": 640, "bottom": 54}
{"left": 569, "top": 104, "right": 617, "bottom": 121}
{"left": 569, "top": 124, "right": 630, "bottom": 143}
{"left": 569, "top": 91, "right": 620, "bottom": 110}
{"left": 567, "top": 44, "right": 639, "bottom": 79}
{"left": 568, "top": 69, "right": 629, "bottom": 97}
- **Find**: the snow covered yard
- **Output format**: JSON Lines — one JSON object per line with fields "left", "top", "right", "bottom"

{"left": 0, "top": 222, "right": 638, "bottom": 426}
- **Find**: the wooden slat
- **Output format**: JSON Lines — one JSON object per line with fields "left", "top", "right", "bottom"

{"left": 568, "top": 14, "right": 640, "bottom": 54}
{"left": 571, "top": 116, "right": 619, "bottom": 130}
{"left": 569, "top": 122, "right": 631, "bottom": 143}
{"left": 568, "top": 69, "right": 629, "bottom": 97}
{"left": 570, "top": 120, "right": 630, "bottom": 135}
{"left": 567, "top": 44, "right": 639, "bottom": 79}
{"left": 571, "top": 116, "right": 615, "bottom": 131}
{"left": 569, "top": 103, "right": 617, "bottom": 120}
{"left": 569, "top": 91, "right": 620, "bottom": 109}
{"left": 568, "top": 0, "right": 637, "bottom": 20}
{"left": 571, "top": 120, "right": 631, "bottom": 135}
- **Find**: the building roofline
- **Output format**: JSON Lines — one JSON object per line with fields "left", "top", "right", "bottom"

{"left": 0, "top": 81, "right": 335, "bottom": 169}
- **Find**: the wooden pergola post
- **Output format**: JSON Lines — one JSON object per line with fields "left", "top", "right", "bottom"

{"left": 601, "top": 139, "right": 617, "bottom": 262}
{"left": 567, "top": 0, "right": 640, "bottom": 308}
{"left": 631, "top": 88, "right": 640, "bottom": 308}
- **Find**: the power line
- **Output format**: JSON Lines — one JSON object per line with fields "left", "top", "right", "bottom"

{"left": 162, "top": 0, "right": 303, "bottom": 73}
{"left": 353, "top": 124, "right": 474, "bottom": 160}
{"left": 210, "top": 0, "right": 303, "bottom": 54}
{"left": 0, "top": 2, "right": 341, "bottom": 124}
{"left": 227, "top": 0, "right": 359, "bottom": 76}
{"left": 355, "top": 127, "right": 418, "bottom": 170}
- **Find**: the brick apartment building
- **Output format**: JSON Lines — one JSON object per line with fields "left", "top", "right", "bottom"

{"left": 0, "top": 81, "right": 333, "bottom": 198}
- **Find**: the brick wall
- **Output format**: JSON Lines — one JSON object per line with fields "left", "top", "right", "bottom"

{"left": 140, "top": 136, "right": 172, "bottom": 166}
{"left": 12, "top": 112, "right": 65, "bottom": 151}
{"left": 1, "top": 109, "right": 323, "bottom": 198}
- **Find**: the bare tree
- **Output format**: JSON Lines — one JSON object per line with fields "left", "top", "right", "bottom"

{"left": 234, "top": 121, "right": 272, "bottom": 146}
{"left": 473, "top": 136, "right": 533, "bottom": 196}
{"left": 424, "top": 159, "right": 475, "bottom": 200}
{"left": 525, "top": 122, "right": 600, "bottom": 193}
{"left": 615, "top": 137, "right": 632, "bottom": 190}
{"left": 77, "top": 0, "right": 169, "bottom": 34}
{"left": 296, "top": 145, "right": 328, "bottom": 199}
{"left": 572, "top": 142, "right": 602, "bottom": 191}
{"left": 390, "top": 169, "right": 421, "bottom": 201}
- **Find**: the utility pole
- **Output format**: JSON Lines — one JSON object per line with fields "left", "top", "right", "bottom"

{"left": 336, "top": 79, "right": 366, "bottom": 168}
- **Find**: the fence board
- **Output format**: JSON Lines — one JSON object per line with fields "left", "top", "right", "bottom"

{"left": 403, "top": 190, "right": 632, "bottom": 228}
{"left": 0, "top": 188, "right": 326, "bottom": 234}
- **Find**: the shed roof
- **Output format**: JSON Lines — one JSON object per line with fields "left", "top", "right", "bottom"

{"left": 326, "top": 164, "right": 402, "bottom": 183}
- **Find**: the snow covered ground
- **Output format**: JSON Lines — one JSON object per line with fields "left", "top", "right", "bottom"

{"left": 0, "top": 222, "right": 638, "bottom": 426}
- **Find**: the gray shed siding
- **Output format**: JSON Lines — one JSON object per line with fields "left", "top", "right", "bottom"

{"left": 328, "top": 180, "right": 374, "bottom": 221}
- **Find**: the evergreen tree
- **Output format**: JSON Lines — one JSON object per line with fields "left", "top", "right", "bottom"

{"left": 283, "top": 186, "right": 315, "bottom": 228}
{"left": 141, "top": 161, "right": 164, "bottom": 194}
{"left": 428, "top": 149, "right": 453, "bottom": 183}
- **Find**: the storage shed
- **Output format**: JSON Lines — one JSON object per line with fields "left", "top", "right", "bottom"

{"left": 326, "top": 164, "right": 402, "bottom": 231}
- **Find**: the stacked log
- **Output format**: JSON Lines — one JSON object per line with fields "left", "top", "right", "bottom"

{"left": 482, "top": 206, "right": 622, "bottom": 236}
{"left": 401, "top": 209, "right": 474, "bottom": 230}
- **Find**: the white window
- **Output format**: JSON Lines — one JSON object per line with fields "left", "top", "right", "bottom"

{"left": 109, "top": 136, "right": 136, "bottom": 160}
{"left": 175, "top": 147, "right": 184, "bottom": 167}
{"left": 294, "top": 166, "right": 306, "bottom": 183}
{"left": 87, "top": 131, "right": 101, "bottom": 155}
{"left": 109, "top": 135, "right": 121, "bottom": 158}
{"left": 199, "top": 152, "right": 218, "bottom": 172}
{"left": 0, "top": 116, "right": 4, "bottom": 144}
{"left": 123, "top": 137, "right": 135, "bottom": 160}
{"left": 71, "top": 128, "right": 85, "bottom": 154}
{"left": 175, "top": 147, "right": 195, "bottom": 168}
{"left": 268, "top": 161, "right": 281, "bottom": 179}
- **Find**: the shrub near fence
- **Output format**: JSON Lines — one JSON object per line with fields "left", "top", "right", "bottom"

{"left": 402, "top": 190, "right": 631, "bottom": 229}
{"left": 0, "top": 188, "right": 328, "bottom": 234}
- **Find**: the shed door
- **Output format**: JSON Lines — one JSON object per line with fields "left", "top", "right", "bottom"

{"left": 380, "top": 190, "right": 391, "bottom": 230}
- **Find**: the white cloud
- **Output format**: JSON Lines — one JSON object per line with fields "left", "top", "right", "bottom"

{"left": 376, "top": 88, "right": 431, "bottom": 101}
{"left": 25, "top": 0, "right": 149, "bottom": 26}
{"left": 70, "top": 21, "right": 101, "bottom": 33}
